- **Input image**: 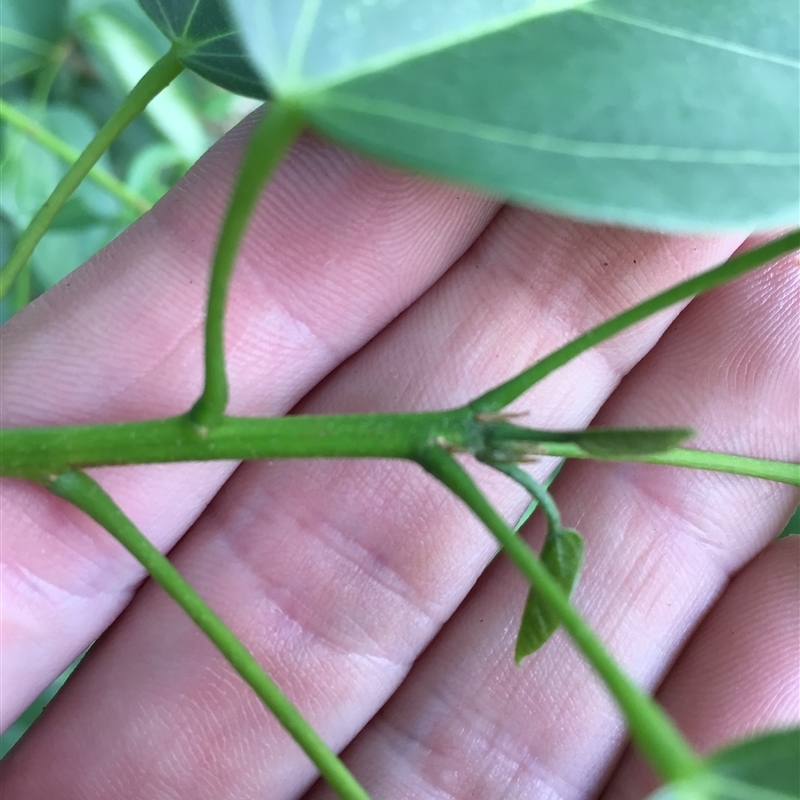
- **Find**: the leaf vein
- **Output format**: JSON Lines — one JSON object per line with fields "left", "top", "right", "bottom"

{"left": 580, "top": 6, "right": 800, "bottom": 69}
{"left": 312, "top": 93, "right": 799, "bottom": 166}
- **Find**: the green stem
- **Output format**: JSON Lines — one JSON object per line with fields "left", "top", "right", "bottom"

{"left": 189, "top": 101, "right": 305, "bottom": 429}
{"left": 2, "top": 411, "right": 795, "bottom": 486}
{"left": 46, "top": 470, "right": 372, "bottom": 800}
{"left": 0, "top": 411, "right": 469, "bottom": 479}
{"left": 0, "top": 98, "right": 151, "bottom": 214}
{"left": 532, "top": 442, "right": 800, "bottom": 486}
{"left": 10, "top": 259, "right": 31, "bottom": 312}
{"left": 0, "top": 25, "right": 54, "bottom": 56}
{"left": 419, "top": 447, "right": 703, "bottom": 782}
{"left": 471, "top": 231, "right": 800, "bottom": 412}
{"left": 0, "top": 48, "right": 182, "bottom": 299}
{"left": 493, "top": 463, "right": 563, "bottom": 533}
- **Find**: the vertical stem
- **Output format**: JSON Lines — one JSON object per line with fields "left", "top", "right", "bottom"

{"left": 11, "top": 260, "right": 31, "bottom": 312}
{"left": 0, "top": 48, "right": 183, "bottom": 298}
{"left": 189, "top": 101, "right": 304, "bottom": 429}
{"left": 420, "top": 448, "right": 703, "bottom": 782}
{"left": 47, "top": 471, "right": 372, "bottom": 800}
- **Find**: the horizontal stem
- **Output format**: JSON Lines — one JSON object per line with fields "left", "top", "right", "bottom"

{"left": 0, "top": 98, "right": 151, "bottom": 214}
{"left": 420, "top": 448, "right": 703, "bottom": 782}
{"left": 47, "top": 470, "right": 371, "bottom": 800}
{"left": 0, "top": 411, "right": 472, "bottom": 480}
{"left": 2, "top": 411, "right": 794, "bottom": 487}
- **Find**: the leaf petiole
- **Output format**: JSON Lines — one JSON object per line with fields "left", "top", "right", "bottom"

{"left": 189, "top": 100, "right": 305, "bottom": 429}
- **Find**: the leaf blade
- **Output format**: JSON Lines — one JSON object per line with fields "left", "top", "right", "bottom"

{"left": 137, "top": 0, "right": 267, "bottom": 97}
{"left": 646, "top": 729, "right": 800, "bottom": 800}
{"left": 515, "top": 526, "right": 584, "bottom": 663}
{"left": 227, "top": 0, "right": 799, "bottom": 228}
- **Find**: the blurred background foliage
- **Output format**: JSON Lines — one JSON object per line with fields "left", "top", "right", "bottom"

{"left": 0, "top": 0, "right": 258, "bottom": 323}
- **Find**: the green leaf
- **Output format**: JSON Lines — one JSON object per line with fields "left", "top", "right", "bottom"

{"left": 126, "top": 142, "right": 188, "bottom": 203}
{"left": 0, "top": 0, "right": 68, "bottom": 82}
{"left": 226, "top": 0, "right": 800, "bottom": 230}
{"left": 515, "top": 527, "right": 584, "bottom": 663}
{"left": 0, "top": 103, "right": 121, "bottom": 229}
{"left": 480, "top": 422, "right": 694, "bottom": 461}
{"left": 49, "top": 197, "right": 115, "bottom": 230}
{"left": 709, "top": 729, "right": 800, "bottom": 797}
{"left": 569, "top": 427, "right": 695, "bottom": 457}
{"left": 136, "top": 0, "right": 267, "bottom": 98}
{"left": 646, "top": 729, "right": 800, "bottom": 800}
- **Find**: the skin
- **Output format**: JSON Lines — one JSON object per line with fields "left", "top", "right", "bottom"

{"left": 0, "top": 114, "right": 797, "bottom": 799}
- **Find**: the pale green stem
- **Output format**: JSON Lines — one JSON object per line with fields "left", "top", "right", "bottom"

{"left": 471, "top": 231, "right": 800, "bottom": 412}
{"left": 2, "top": 412, "right": 796, "bottom": 486}
{"left": 46, "top": 470, "right": 372, "bottom": 800}
{"left": 189, "top": 101, "right": 305, "bottom": 428}
{"left": 0, "top": 48, "right": 183, "bottom": 298}
{"left": 10, "top": 259, "right": 31, "bottom": 311}
{"left": 532, "top": 443, "right": 800, "bottom": 486}
{"left": 419, "top": 447, "right": 704, "bottom": 782}
{"left": 0, "top": 98, "right": 151, "bottom": 215}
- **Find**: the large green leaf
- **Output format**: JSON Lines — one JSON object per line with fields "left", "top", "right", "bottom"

{"left": 225, "top": 0, "right": 799, "bottom": 230}
{"left": 647, "top": 729, "right": 800, "bottom": 800}
{"left": 136, "top": 0, "right": 267, "bottom": 98}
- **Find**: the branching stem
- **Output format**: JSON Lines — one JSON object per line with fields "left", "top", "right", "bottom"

{"left": 1, "top": 412, "right": 796, "bottom": 486}
{"left": 419, "top": 447, "right": 704, "bottom": 782}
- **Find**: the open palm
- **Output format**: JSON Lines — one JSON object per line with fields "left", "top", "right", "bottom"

{"left": 2, "top": 115, "right": 798, "bottom": 799}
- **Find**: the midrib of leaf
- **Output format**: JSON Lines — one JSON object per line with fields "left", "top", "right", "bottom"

{"left": 308, "top": 93, "right": 799, "bottom": 165}
{"left": 580, "top": 5, "right": 800, "bottom": 68}
{"left": 277, "top": 0, "right": 591, "bottom": 96}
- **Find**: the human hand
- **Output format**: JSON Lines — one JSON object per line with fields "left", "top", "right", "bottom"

{"left": 2, "top": 115, "right": 798, "bottom": 799}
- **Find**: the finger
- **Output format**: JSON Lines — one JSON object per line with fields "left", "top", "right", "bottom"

{"left": 3, "top": 206, "right": 745, "bottom": 798}
{"left": 600, "top": 535, "right": 800, "bottom": 800}
{"left": 0, "top": 115, "right": 497, "bottom": 727}
{"left": 299, "top": 248, "right": 798, "bottom": 799}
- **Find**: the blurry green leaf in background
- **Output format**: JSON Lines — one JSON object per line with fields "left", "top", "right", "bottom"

{"left": 0, "top": 0, "right": 259, "bottom": 318}
{"left": 0, "top": 0, "right": 261, "bottom": 753}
